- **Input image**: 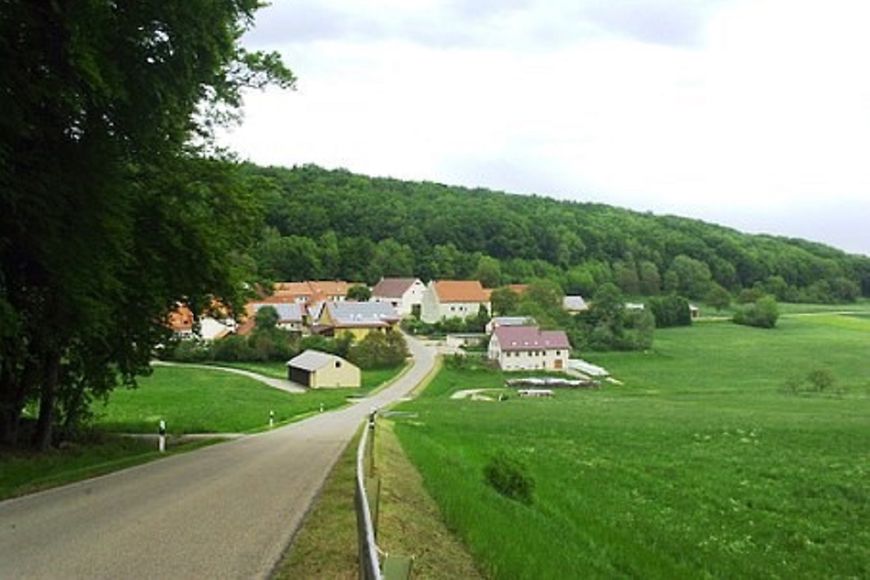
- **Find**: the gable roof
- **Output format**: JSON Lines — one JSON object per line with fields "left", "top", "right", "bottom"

{"left": 287, "top": 350, "right": 353, "bottom": 371}
{"left": 432, "top": 280, "right": 489, "bottom": 303}
{"left": 563, "top": 295, "right": 588, "bottom": 311}
{"left": 250, "top": 302, "right": 304, "bottom": 322}
{"left": 308, "top": 280, "right": 350, "bottom": 297}
{"left": 372, "top": 278, "right": 420, "bottom": 298}
{"left": 493, "top": 325, "right": 571, "bottom": 352}
{"left": 325, "top": 301, "right": 400, "bottom": 327}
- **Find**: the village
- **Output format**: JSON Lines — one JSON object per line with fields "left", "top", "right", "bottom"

{"left": 167, "top": 278, "right": 616, "bottom": 392}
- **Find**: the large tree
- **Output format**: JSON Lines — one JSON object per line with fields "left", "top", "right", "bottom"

{"left": 0, "top": 0, "right": 294, "bottom": 448}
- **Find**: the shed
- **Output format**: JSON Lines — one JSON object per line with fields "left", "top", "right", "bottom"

{"left": 286, "top": 350, "right": 361, "bottom": 389}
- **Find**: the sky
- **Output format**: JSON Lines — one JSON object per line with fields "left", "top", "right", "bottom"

{"left": 218, "top": 0, "right": 870, "bottom": 256}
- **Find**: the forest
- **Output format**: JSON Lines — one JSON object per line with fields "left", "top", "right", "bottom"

{"left": 246, "top": 164, "right": 870, "bottom": 302}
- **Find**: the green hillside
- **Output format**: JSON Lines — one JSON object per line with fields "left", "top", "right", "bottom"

{"left": 245, "top": 164, "right": 870, "bottom": 301}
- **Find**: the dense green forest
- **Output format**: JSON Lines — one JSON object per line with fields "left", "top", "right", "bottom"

{"left": 246, "top": 164, "right": 870, "bottom": 302}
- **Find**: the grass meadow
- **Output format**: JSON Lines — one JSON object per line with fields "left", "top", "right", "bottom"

{"left": 392, "top": 314, "right": 870, "bottom": 578}
{"left": 96, "top": 362, "right": 407, "bottom": 434}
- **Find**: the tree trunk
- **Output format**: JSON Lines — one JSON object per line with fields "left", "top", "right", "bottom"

{"left": 0, "top": 360, "right": 35, "bottom": 447}
{"left": 32, "top": 351, "right": 60, "bottom": 451}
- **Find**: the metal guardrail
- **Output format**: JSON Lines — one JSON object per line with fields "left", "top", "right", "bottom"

{"left": 356, "top": 412, "right": 382, "bottom": 580}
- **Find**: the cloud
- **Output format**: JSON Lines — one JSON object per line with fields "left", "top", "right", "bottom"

{"left": 244, "top": 0, "right": 722, "bottom": 51}
{"left": 223, "top": 0, "right": 870, "bottom": 255}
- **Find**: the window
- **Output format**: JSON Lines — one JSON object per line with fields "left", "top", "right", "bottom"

{"left": 335, "top": 361, "right": 341, "bottom": 368}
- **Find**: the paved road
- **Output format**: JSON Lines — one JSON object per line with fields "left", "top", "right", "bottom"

{"left": 152, "top": 361, "right": 307, "bottom": 394}
{"left": 0, "top": 336, "right": 437, "bottom": 579}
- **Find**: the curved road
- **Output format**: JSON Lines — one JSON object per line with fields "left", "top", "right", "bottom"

{"left": 0, "top": 336, "right": 437, "bottom": 579}
{"left": 151, "top": 360, "right": 307, "bottom": 393}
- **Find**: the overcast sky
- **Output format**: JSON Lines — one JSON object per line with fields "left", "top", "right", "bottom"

{"left": 218, "top": 0, "right": 870, "bottom": 256}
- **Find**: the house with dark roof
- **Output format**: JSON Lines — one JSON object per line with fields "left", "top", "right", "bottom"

{"left": 286, "top": 350, "right": 360, "bottom": 388}
{"left": 316, "top": 301, "right": 400, "bottom": 339}
{"left": 488, "top": 325, "right": 571, "bottom": 371}
{"left": 420, "top": 280, "right": 491, "bottom": 323}
{"left": 371, "top": 277, "right": 426, "bottom": 317}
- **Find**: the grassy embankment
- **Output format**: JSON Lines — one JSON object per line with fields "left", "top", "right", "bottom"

{"left": 391, "top": 313, "right": 870, "bottom": 578}
{"left": 96, "top": 363, "right": 407, "bottom": 434}
{"left": 0, "top": 437, "right": 217, "bottom": 501}
{"left": 1, "top": 362, "right": 406, "bottom": 500}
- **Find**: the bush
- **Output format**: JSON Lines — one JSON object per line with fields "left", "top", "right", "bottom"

{"left": 211, "top": 335, "right": 254, "bottom": 361}
{"left": 733, "top": 296, "right": 779, "bottom": 329}
{"left": 648, "top": 295, "right": 691, "bottom": 327}
{"left": 484, "top": 452, "right": 535, "bottom": 505}
{"left": 166, "top": 339, "right": 212, "bottom": 362}
{"left": 347, "top": 331, "right": 408, "bottom": 369}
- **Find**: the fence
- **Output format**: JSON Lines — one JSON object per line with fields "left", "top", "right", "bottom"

{"left": 355, "top": 412, "right": 413, "bottom": 580}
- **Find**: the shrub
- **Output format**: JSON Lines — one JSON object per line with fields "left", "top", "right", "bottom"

{"left": 211, "top": 335, "right": 254, "bottom": 361}
{"left": 807, "top": 368, "right": 835, "bottom": 392}
{"left": 648, "top": 295, "right": 691, "bottom": 327}
{"left": 733, "top": 296, "right": 779, "bottom": 329}
{"left": 347, "top": 331, "right": 408, "bottom": 369}
{"left": 484, "top": 452, "right": 535, "bottom": 505}
{"left": 167, "top": 339, "right": 212, "bottom": 362}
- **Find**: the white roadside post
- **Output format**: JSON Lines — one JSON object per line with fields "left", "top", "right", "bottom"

{"left": 158, "top": 419, "right": 166, "bottom": 453}
{"left": 319, "top": 402, "right": 324, "bottom": 413}
{"left": 269, "top": 410, "right": 275, "bottom": 428}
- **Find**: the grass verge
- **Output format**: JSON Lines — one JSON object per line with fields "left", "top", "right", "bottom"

{"left": 0, "top": 436, "right": 219, "bottom": 501}
{"left": 376, "top": 420, "right": 483, "bottom": 579}
{"left": 273, "top": 433, "right": 360, "bottom": 580}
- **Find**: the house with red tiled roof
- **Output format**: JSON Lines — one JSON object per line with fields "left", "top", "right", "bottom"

{"left": 488, "top": 325, "right": 571, "bottom": 371}
{"left": 263, "top": 281, "right": 352, "bottom": 305}
{"left": 371, "top": 277, "right": 426, "bottom": 317}
{"left": 168, "top": 304, "right": 236, "bottom": 341}
{"left": 420, "top": 280, "right": 491, "bottom": 323}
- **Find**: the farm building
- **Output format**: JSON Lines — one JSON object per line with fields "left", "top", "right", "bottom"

{"left": 286, "top": 350, "right": 360, "bottom": 388}
{"left": 420, "top": 280, "right": 491, "bottom": 323}
{"left": 488, "top": 325, "right": 571, "bottom": 371}
{"left": 371, "top": 277, "right": 426, "bottom": 317}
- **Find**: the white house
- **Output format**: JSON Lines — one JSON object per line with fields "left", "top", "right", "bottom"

{"left": 488, "top": 325, "right": 571, "bottom": 371}
{"left": 371, "top": 277, "right": 426, "bottom": 317}
{"left": 420, "top": 280, "right": 491, "bottom": 324}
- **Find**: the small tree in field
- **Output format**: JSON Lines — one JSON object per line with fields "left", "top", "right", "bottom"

{"left": 706, "top": 284, "right": 731, "bottom": 312}
{"left": 734, "top": 295, "right": 779, "bottom": 329}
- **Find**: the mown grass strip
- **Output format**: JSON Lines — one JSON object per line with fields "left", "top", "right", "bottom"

{"left": 0, "top": 437, "right": 219, "bottom": 501}
{"left": 273, "top": 433, "right": 360, "bottom": 580}
{"left": 376, "top": 419, "right": 483, "bottom": 579}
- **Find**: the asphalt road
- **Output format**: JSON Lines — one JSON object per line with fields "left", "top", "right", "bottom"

{"left": 0, "top": 336, "right": 437, "bottom": 579}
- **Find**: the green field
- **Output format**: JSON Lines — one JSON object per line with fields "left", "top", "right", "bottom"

{"left": 95, "top": 364, "right": 402, "bottom": 434}
{"left": 206, "top": 360, "right": 408, "bottom": 391}
{"left": 0, "top": 437, "right": 217, "bottom": 500}
{"left": 392, "top": 315, "right": 870, "bottom": 578}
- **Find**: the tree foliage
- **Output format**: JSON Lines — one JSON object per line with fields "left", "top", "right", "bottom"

{"left": 734, "top": 296, "right": 780, "bottom": 329}
{"left": 347, "top": 285, "right": 372, "bottom": 301}
{"left": 0, "top": 1, "right": 293, "bottom": 448}
{"left": 648, "top": 295, "right": 692, "bottom": 328}
{"left": 240, "top": 165, "right": 870, "bottom": 303}
{"left": 347, "top": 331, "right": 409, "bottom": 369}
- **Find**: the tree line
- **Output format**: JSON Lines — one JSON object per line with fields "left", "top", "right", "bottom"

{"left": 246, "top": 164, "right": 870, "bottom": 302}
